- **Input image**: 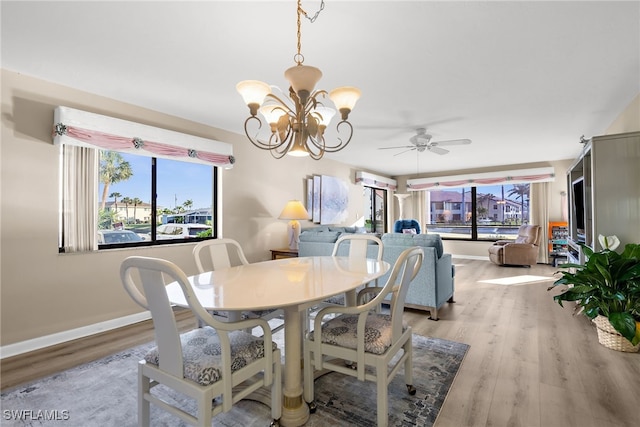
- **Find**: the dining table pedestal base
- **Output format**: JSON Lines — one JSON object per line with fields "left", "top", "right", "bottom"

{"left": 279, "top": 306, "right": 310, "bottom": 427}
{"left": 280, "top": 394, "right": 310, "bottom": 427}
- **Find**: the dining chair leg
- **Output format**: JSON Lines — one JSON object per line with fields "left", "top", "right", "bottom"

{"left": 404, "top": 337, "right": 413, "bottom": 388}
{"left": 377, "top": 367, "right": 389, "bottom": 427}
{"left": 138, "top": 365, "right": 150, "bottom": 427}
{"left": 271, "top": 349, "right": 283, "bottom": 423}
{"left": 303, "top": 342, "right": 315, "bottom": 410}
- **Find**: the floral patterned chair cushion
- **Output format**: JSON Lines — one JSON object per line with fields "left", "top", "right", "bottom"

{"left": 144, "top": 326, "right": 277, "bottom": 386}
{"left": 312, "top": 312, "right": 407, "bottom": 355}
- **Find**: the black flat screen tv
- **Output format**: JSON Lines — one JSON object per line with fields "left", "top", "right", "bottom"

{"left": 572, "top": 178, "right": 585, "bottom": 241}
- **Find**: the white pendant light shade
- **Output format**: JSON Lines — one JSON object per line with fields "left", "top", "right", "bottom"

{"left": 284, "top": 65, "right": 323, "bottom": 94}
{"left": 236, "top": 80, "right": 272, "bottom": 107}
{"left": 312, "top": 106, "right": 336, "bottom": 126}
{"left": 287, "top": 139, "right": 310, "bottom": 157}
{"left": 329, "top": 86, "right": 361, "bottom": 111}
{"left": 260, "top": 104, "right": 287, "bottom": 124}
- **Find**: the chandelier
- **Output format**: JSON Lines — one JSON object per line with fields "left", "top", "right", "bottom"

{"left": 236, "top": 0, "right": 361, "bottom": 160}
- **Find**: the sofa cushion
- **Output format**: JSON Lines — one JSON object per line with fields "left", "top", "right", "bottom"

{"left": 382, "top": 233, "right": 444, "bottom": 258}
{"left": 299, "top": 231, "right": 341, "bottom": 243}
{"left": 514, "top": 225, "right": 540, "bottom": 244}
{"left": 328, "top": 226, "right": 357, "bottom": 233}
{"left": 303, "top": 226, "right": 330, "bottom": 233}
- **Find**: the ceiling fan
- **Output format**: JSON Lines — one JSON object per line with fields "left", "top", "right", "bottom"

{"left": 378, "top": 128, "right": 471, "bottom": 156}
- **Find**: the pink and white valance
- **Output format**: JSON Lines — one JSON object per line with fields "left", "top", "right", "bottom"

{"left": 355, "top": 171, "right": 397, "bottom": 191}
{"left": 407, "top": 167, "right": 555, "bottom": 191}
{"left": 53, "top": 106, "right": 234, "bottom": 168}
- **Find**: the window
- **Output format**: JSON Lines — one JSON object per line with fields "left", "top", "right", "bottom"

{"left": 54, "top": 106, "right": 233, "bottom": 253}
{"left": 363, "top": 186, "right": 387, "bottom": 233}
{"left": 424, "top": 183, "right": 530, "bottom": 241}
{"left": 97, "top": 150, "right": 216, "bottom": 248}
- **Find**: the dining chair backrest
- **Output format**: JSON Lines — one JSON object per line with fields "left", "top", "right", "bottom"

{"left": 193, "top": 238, "right": 250, "bottom": 273}
{"left": 331, "top": 234, "right": 383, "bottom": 261}
{"left": 121, "top": 256, "right": 223, "bottom": 378}
{"left": 387, "top": 246, "right": 423, "bottom": 337}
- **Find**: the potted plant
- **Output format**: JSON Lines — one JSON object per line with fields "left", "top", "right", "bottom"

{"left": 364, "top": 219, "right": 373, "bottom": 232}
{"left": 549, "top": 235, "right": 640, "bottom": 352}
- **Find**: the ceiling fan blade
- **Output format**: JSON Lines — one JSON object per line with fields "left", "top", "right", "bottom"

{"left": 378, "top": 145, "right": 415, "bottom": 150}
{"left": 428, "top": 146, "right": 450, "bottom": 155}
{"left": 430, "top": 138, "right": 472, "bottom": 147}
{"left": 393, "top": 148, "right": 417, "bottom": 157}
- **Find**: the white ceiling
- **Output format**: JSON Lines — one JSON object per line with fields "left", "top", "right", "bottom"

{"left": 2, "top": 1, "right": 638, "bottom": 177}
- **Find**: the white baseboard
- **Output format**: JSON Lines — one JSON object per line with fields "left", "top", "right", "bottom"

{"left": 0, "top": 311, "right": 151, "bottom": 359}
{"left": 452, "top": 254, "right": 490, "bottom": 260}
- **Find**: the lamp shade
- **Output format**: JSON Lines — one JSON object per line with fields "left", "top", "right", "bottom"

{"left": 236, "top": 80, "right": 272, "bottom": 106}
{"left": 260, "top": 104, "right": 287, "bottom": 124}
{"left": 329, "top": 86, "right": 361, "bottom": 111}
{"left": 312, "top": 106, "right": 336, "bottom": 126}
{"left": 284, "top": 64, "right": 323, "bottom": 94}
{"left": 287, "top": 138, "right": 310, "bottom": 157}
{"left": 278, "top": 200, "right": 309, "bottom": 220}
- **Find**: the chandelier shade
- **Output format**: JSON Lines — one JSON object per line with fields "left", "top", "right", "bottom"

{"left": 284, "top": 65, "right": 323, "bottom": 95}
{"left": 236, "top": 0, "right": 360, "bottom": 160}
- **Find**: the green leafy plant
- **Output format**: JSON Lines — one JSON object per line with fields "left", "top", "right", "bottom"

{"left": 365, "top": 219, "right": 373, "bottom": 232}
{"left": 549, "top": 236, "right": 640, "bottom": 345}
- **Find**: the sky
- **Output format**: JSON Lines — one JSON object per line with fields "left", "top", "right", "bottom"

{"left": 98, "top": 152, "right": 213, "bottom": 210}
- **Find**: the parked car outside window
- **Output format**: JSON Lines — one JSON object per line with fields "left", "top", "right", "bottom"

{"left": 156, "top": 224, "right": 211, "bottom": 240}
{"left": 98, "top": 230, "right": 145, "bottom": 244}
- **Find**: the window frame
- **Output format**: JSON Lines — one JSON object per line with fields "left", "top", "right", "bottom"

{"left": 95, "top": 154, "right": 218, "bottom": 250}
{"left": 423, "top": 185, "right": 531, "bottom": 242}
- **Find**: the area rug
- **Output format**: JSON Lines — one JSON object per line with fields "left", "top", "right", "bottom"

{"left": 1, "top": 335, "right": 468, "bottom": 427}
{"left": 479, "top": 274, "right": 556, "bottom": 286}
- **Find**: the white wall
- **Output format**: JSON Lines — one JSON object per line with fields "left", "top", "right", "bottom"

{"left": 0, "top": 69, "right": 378, "bottom": 346}
{"left": 2, "top": 69, "right": 637, "bottom": 349}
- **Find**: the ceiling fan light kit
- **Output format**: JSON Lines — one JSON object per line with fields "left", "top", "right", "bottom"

{"left": 379, "top": 127, "right": 472, "bottom": 156}
{"left": 236, "top": 0, "right": 360, "bottom": 160}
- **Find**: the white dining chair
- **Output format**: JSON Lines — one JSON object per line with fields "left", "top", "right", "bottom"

{"left": 120, "top": 256, "right": 281, "bottom": 427}
{"left": 309, "top": 234, "right": 384, "bottom": 315}
{"left": 193, "top": 238, "right": 284, "bottom": 335}
{"left": 303, "top": 246, "right": 423, "bottom": 427}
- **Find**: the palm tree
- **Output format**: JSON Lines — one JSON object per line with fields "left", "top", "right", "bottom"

{"left": 121, "top": 197, "right": 132, "bottom": 224}
{"left": 508, "top": 184, "right": 530, "bottom": 224}
{"left": 98, "top": 208, "right": 117, "bottom": 230}
{"left": 183, "top": 199, "right": 193, "bottom": 211}
{"left": 109, "top": 192, "right": 122, "bottom": 219}
{"left": 131, "top": 197, "right": 143, "bottom": 224}
{"left": 99, "top": 151, "right": 133, "bottom": 210}
{"left": 477, "top": 193, "right": 494, "bottom": 219}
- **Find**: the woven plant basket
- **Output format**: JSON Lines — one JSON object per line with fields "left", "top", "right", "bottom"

{"left": 593, "top": 315, "right": 640, "bottom": 353}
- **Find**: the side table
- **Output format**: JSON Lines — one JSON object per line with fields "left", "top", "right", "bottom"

{"left": 270, "top": 248, "right": 299, "bottom": 260}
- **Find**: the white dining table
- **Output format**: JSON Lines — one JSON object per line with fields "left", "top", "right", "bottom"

{"left": 165, "top": 255, "right": 390, "bottom": 427}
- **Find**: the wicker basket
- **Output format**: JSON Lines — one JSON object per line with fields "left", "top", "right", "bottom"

{"left": 593, "top": 315, "right": 640, "bottom": 353}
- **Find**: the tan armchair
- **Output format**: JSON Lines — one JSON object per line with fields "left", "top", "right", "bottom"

{"left": 488, "top": 225, "right": 541, "bottom": 267}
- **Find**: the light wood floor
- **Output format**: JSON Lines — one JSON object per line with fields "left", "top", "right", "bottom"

{"left": 2, "top": 259, "right": 638, "bottom": 426}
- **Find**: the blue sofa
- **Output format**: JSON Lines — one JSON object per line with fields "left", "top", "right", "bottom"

{"left": 298, "top": 227, "right": 455, "bottom": 320}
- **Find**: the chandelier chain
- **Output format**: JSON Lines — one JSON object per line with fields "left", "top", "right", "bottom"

{"left": 295, "top": 0, "right": 325, "bottom": 65}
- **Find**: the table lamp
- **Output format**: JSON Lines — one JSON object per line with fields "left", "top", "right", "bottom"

{"left": 279, "top": 200, "right": 309, "bottom": 250}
